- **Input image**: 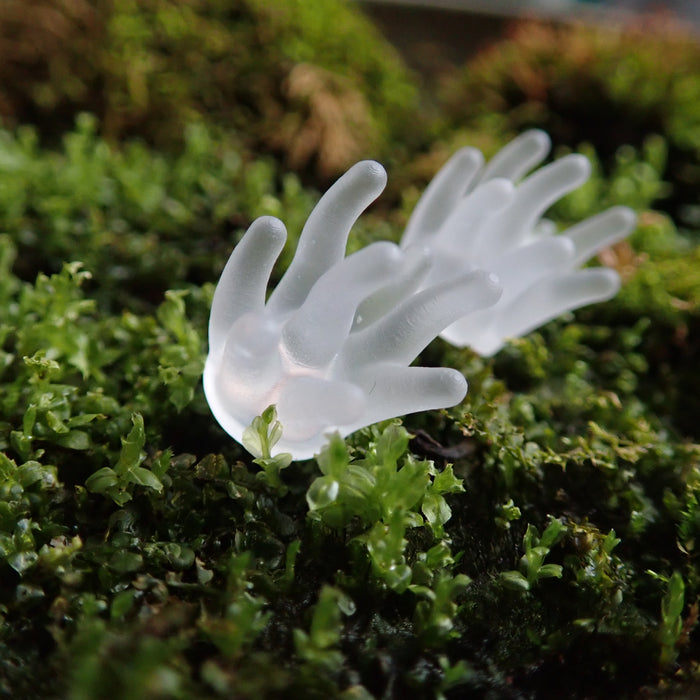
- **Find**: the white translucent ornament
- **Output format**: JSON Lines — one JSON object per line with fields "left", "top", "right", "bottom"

{"left": 399, "top": 130, "right": 637, "bottom": 355}
{"left": 203, "top": 161, "right": 502, "bottom": 459}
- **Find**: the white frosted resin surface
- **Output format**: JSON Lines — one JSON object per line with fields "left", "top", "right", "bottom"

{"left": 204, "top": 161, "right": 502, "bottom": 459}
{"left": 399, "top": 130, "right": 636, "bottom": 355}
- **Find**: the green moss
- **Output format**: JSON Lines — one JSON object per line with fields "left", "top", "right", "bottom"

{"left": 1, "top": 6, "right": 700, "bottom": 686}
{"left": 0, "top": 116, "right": 319, "bottom": 310}
{"left": 0, "top": 107, "right": 698, "bottom": 696}
{"left": 0, "top": 0, "right": 417, "bottom": 182}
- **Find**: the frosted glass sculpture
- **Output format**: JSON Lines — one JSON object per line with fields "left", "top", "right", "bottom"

{"left": 398, "top": 130, "right": 636, "bottom": 355}
{"left": 205, "top": 132, "right": 636, "bottom": 460}
{"left": 203, "top": 161, "right": 502, "bottom": 459}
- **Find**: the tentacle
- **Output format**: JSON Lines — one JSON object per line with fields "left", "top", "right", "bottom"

{"left": 281, "top": 242, "right": 402, "bottom": 368}
{"left": 563, "top": 206, "right": 637, "bottom": 268}
{"left": 476, "top": 154, "right": 591, "bottom": 265}
{"left": 350, "top": 364, "right": 468, "bottom": 427}
{"left": 486, "top": 268, "right": 621, "bottom": 356}
{"left": 341, "top": 269, "right": 502, "bottom": 369}
{"left": 532, "top": 218, "right": 558, "bottom": 238}
{"left": 489, "top": 236, "right": 575, "bottom": 302}
{"left": 401, "top": 147, "right": 484, "bottom": 248}
{"left": 478, "top": 129, "right": 551, "bottom": 183}
{"left": 438, "top": 237, "right": 574, "bottom": 351}
{"left": 208, "top": 216, "right": 286, "bottom": 356}
{"left": 352, "top": 245, "right": 432, "bottom": 331}
{"left": 433, "top": 178, "right": 515, "bottom": 255}
{"left": 267, "top": 160, "right": 387, "bottom": 315}
{"left": 439, "top": 311, "right": 497, "bottom": 351}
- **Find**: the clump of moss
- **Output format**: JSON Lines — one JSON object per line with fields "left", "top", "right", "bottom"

{"left": 0, "top": 115, "right": 321, "bottom": 310}
{"left": 0, "top": 0, "right": 417, "bottom": 182}
{"left": 1, "top": 6, "right": 700, "bottom": 692}
{"left": 1, "top": 114, "right": 700, "bottom": 697}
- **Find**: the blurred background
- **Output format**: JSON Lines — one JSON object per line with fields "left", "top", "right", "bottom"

{"left": 3, "top": 0, "right": 696, "bottom": 215}
{"left": 359, "top": 0, "right": 700, "bottom": 68}
{"left": 0, "top": 1, "right": 696, "bottom": 198}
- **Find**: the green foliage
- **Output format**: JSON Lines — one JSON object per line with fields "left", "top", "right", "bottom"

{"left": 64, "top": 594, "right": 194, "bottom": 700}
{"left": 0, "top": 0, "right": 417, "bottom": 181}
{"left": 307, "top": 425, "right": 467, "bottom": 612}
{"left": 308, "top": 425, "right": 463, "bottom": 535}
{"left": 293, "top": 585, "right": 349, "bottom": 671}
{"left": 0, "top": 119, "right": 695, "bottom": 694}
{"left": 362, "top": 508, "right": 413, "bottom": 592}
{"left": 494, "top": 498, "right": 522, "bottom": 530}
{"left": 242, "top": 405, "right": 293, "bottom": 492}
{"left": 200, "top": 552, "right": 271, "bottom": 659}
{"left": 0, "top": 116, "right": 317, "bottom": 311}
{"left": 86, "top": 414, "right": 167, "bottom": 506}
{"left": 1, "top": 8, "right": 700, "bottom": 693}
{"left": 157, "top": 290, "right": 208, "bottom": 411}
{"left": 565, "top": 524, "right": 622, "bottom": 594}
{"left": 411, "top": 570, "right": 471, "bottom": 648}
{"left": 550, "top": 136, "right": 670, "bottom": 222}
{"left": 657, "top": 571, "right": 686, "bottom": 669}
{"left": 500, "top": 519, "right": 564, "bottom": 592}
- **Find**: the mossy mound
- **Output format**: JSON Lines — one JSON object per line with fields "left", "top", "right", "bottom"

{"left": 0, "top": 0, "right": 416, "bottom": 182}
{"left": 0, "top": 119, "right": 699, "bottom": 698}
{"left": 0, "top": 116, "right": 318, "bottom": 310}
{"left": 1, "top": 4, "right": 700, "bottom": 697}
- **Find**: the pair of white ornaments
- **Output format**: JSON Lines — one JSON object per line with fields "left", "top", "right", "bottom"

{"left": 203, "top": 130, "right": 636, "bottom": 459}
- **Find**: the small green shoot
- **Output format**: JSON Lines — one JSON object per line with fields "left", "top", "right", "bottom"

{"left": 156, "top": 290, "right": 206, "bottom": 411}
{"left": 411, "top": 571, "right": 471, "bottom": 647}
{"left": 495, "top": 498, "right": 522, "bottom": 530}
{"left": 200, "top": 552, "right": 271, "bottom": 659}
{"left": 362, "top": 508, "right": 412, "bottom": 592}
{"left": 86, "top": 413, "right": 167, "bottom": 506}
{"left": 501, "top": 518, "right": 565, "bottom": 592}
{"left": 293, "top": 586, "right": 354, "bottom": 672}
{"left": 658, "top": 570, "right": 686, "bottom": 669}
{"left": 436, "top": 656, "right": 475, "bottom": 700}
{"left": 308, "top": 424, "right": 463, "bottom": 534}
{"left": 307, "top": 424, "right": 465, "bottom": 593}
{"left": 241, "top": 405, "right": 293, "bottom": 492}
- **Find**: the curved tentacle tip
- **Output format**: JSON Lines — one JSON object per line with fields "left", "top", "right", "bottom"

{"left": 450, "top": 146, "right": 485, "bottom": 172}
{"left": 561, "top": 153, "right": 593, "bottom": 183}
{"left": 345, "top": 159, "right": 388, "bottom": 196}
{"left": 524, "top": 128, "right": 552, "bottom": 150}
{"left": 609, "top": 205, "right": 638, "bottom": 234}
{"left": 467, "top": 269, "right": 503, "bottom": 305}
{"left": 434, "top": 368, "right": 469, "bottom": 406}
{"left": 250, "top": 214, "right": 287, "bottom": 244}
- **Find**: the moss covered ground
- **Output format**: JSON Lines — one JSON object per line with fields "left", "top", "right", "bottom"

{"left": 0, "top": 3, "right": 699, "bottom": 698}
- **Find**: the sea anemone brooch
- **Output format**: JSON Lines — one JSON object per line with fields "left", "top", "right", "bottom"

{"left": 203, "top": 132, "right": 635, "bottom": 458}
{"left": 203, "top": 161, "right": 501, "bottom": 459}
